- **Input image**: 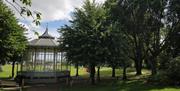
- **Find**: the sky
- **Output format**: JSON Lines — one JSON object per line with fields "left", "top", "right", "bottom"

{"left": 4, "top": 0, "right": 106, "bottom": 40}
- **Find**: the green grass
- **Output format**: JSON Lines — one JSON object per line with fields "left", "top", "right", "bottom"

{"left": 0, "top": 65, "right": 131, "bottom": 77}
{"left": 70, "top": 67, "right": 124, "bottom": 77}
{"left": 63, "top": 67, "right": 179, "bottom": 91}
{"left": 60, "top": 80, "right": 180, "bottom": 91}
{"left": 0, "top": 64, "right": 20, "bottom": 78}
{"left": 1, "top": 65, "right": 180, "bottom": 91}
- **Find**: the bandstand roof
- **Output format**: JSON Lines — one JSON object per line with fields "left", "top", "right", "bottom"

{"left": 28, "top": 28, "right": 59, "bottom": 47}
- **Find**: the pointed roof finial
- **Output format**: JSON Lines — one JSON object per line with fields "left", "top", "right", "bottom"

{"left": 45, "top": 23, "right": 48, "bottom": 32}
{"left": 38, "top": 23, "right": 54, "bottom": 39}
{"left": 46, "top": 23, "right": 48, "bottom": 28}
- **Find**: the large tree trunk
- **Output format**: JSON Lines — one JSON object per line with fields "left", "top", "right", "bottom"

{"left": 12, "top": 60, "right": 16, "bottom": 78}
{"left": 122, "top": 66, "right": 127, "bottom": 80}
{"left": 112, "top": 66, "right": 116, "bottom": 77}
{"left": 75, "top": 63, "right": 79, "bottom": 77}
{"left": 135, "top": 59, "right": 142, "bottom": 75}
{"left": 150, "top": 58, "right": 157, "bottom": 75}
{"left": 134, "top": 37, "right": 143, "bottom": 75}
{"left": 150, "top": 29, "right": 160, "bottom": 75}
{"left": 0, "top": 65, "right": 2, "bottom": 72}
{"left": 90, "top": 64, "right": 96, "bottom": 85}
{"left": 97, "top": 66, "right": 100, "bottom": 82}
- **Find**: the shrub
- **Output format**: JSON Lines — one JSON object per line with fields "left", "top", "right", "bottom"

{"left": 166, "top": 56, "right": 180, "bottom": 84}
{"left": 148, "top": 71, "right": 169, "bottom": 85}
{"left": 148, "top": 56, "right": 180, "bottom": 85}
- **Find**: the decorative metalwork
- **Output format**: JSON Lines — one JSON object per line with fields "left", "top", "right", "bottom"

{"left": 19, "top": 27, "right": 70, "bottom": 81}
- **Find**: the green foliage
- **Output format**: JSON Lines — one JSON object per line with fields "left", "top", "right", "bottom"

{"left": 158, "top": 52, "right": 172, "bottom": 69}
{"left": 166, "top": 56, "right": 180, "bottom": 84}
{"left": 104, "top": 0, "right": 180, "bottom": 75}
{"left": 59, "top": 0, "right": 179, "bottom": 84}
{"left": 149, "top": 56, "right": 180, "bottom": 85}
{"left": 60, "top": 0, "right": 107, "bottom": 66}
{"left": 148, "top": 71, "right": 169, "bottom": 85}
{"left": 0, "top": 0, "right": 27, "bottom": 64}
{"left": 59, "top": 0, "right": 133, "bottom": 84}
{"left": 59, "top": 0, "right": 130, "bottom": 80}
{"left": 4, "top": 0, "right": 41, "bottom": 25}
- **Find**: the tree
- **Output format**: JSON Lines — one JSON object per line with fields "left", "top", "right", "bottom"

{"left": 0, "top": 0, "right": 27, "bottom": 77}
{"left": 59, "top": 0, "right": 107, "bottom": 85}
{"left": 166, "top": 0, "right": 180, "bottom": 58}
{"left": 105, "top": 0, "right": 150, "bottom": 75}
{"left": 105, "top": 24, "right": 123, "bottom": 78}
{"left": 59, "top": 26, "right": 84, "bottom": 77}
{"left": 10, "top": 25, "right": 27, "bottom": 78}
{"left": 107, "top": 23, "right": 131, "bottom": 80}
{"left": 105, "top": 0, "right": 178, "bottom": 76}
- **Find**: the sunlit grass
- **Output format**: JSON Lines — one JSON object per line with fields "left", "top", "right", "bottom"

{"left": 1, "top": 65, "right": 180, "bottom": 91}
{"left": 0, "top": 65, "right": 149, "bottom": 78}
{"left": 0, "top": 64, "right": 20, "bottom": 78}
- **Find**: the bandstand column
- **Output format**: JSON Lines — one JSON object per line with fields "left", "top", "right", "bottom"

{"left": 55, "top": 51, "right": 58, "bottom": 71}
{"left": 44, "top": 48, "right": 46, "bottom": 71}
{"left": 34, "top": 48, "right": 37, "bottom": 71}
{"left": 61, "top": 52, "right": 62, "bottom": 71}
{"left": 32, "top": 49, "right": 34, "bottom": 71}
{"left": 53, "top": 48, "right": 56, "bottom": 71}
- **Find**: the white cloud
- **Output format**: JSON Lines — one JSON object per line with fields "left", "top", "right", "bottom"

{"left": 4, "top": 0, "right": 106, "bottom": 22}
{"left": 18, "top": 22, "right": 44, "bottom": 40}
{"left": 4, "top": 0, "right": 106, "bottom": 40}
{"left": 30, "top": 0, "right": 106, "bottom": 22}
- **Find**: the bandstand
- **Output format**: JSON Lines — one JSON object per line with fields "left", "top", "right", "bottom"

{"left": 17, "top": 27, "right": 70, "bottom": 83}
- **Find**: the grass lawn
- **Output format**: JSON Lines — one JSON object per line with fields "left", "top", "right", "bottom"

{"left": 60, "top": 80, "right": 180, "bottom": 91}
{"left": 0, "top": 65, "right": 123, "bottom": 77}
{"left": 1, "top": 65, "right": 180, "bottom": 91}
{"left": 0, "top": 64, "right": 20, "bottom": 78}
{"left": 60, "top": 68, "right": 180, "bottom": 91}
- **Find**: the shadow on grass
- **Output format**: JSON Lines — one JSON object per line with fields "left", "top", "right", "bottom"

{"left": 61, "top": 79, "right": 180, "bottom": 91}
{"left": 61, "top": 68, "right": 179, "bottom": 91}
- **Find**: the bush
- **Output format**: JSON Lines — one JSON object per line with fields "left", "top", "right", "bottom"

{"left": 148, "top": 71, "right": 169, "bottom": 85}
{"left": 148, "top": 56, "right": 180, "bottom": 85}
{"left": 158, "top": 52, "right": 171, "bottom": 69}
{"left": 166, "top": 56, "right": 180, "bottom": 84}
